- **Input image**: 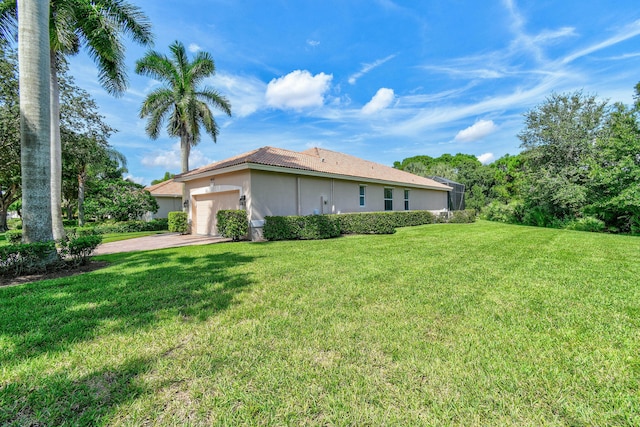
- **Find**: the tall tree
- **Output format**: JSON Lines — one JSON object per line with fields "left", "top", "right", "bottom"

{"left": 16, "top": 0, "right": 53, "bottom": 243}
{"left": 136, "top": 40, "right": 232, "bottom": 204}
{"left": 518, "top": 91, "right": 609, "bottom": 220}
{"left": 0, "top": 0, "right": 153, "bottom": 239}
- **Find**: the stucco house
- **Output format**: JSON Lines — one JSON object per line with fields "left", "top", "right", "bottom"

{"left": 174, "top": 146, "right": 452, "bottom": 239}
{"left": 144, "top": 179, "right": 184, "bottom": 219}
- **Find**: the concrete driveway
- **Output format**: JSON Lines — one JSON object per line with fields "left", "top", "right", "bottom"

{"left": 94, "top": 233, "right": 230, "bottom": 255}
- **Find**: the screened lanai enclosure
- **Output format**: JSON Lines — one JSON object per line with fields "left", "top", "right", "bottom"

{"left": 430, "top": 176, "right": 465, "bottom": 211}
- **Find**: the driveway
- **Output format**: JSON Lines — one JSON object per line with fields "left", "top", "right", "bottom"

{"left": 94, "top": 233, "right": 230, "bottom": 255}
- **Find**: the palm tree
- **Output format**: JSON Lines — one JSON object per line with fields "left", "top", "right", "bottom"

{"left": 1, "top": 0, "right": 153, "bottom": 239}
{"left": 136, "top": 40, "right": 232, "bottom": 204}
{"left": 16, "top": 0, "right": 53, "bottom": 243}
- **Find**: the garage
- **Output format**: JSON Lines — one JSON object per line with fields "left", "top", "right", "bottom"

{"left": 193, "top": 190, "right": 240, "bottom": 235}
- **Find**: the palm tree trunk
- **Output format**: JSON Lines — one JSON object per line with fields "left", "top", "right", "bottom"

{"left": 78, "top": 170, "right": 86, "bottom": 227}
{"left": 18, "top": 0, "right": 53, "bottom": 243}
{"left": 50, "top": 52, "right": 65, "bottom": 240}
{"left": 181, "top": 134, "right": 190, "bottom": 211}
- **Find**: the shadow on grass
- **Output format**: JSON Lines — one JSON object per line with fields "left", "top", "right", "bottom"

{"left": 0, "top": 249, "right": 257, "bottom": 424}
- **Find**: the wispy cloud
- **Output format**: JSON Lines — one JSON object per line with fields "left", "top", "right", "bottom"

{"left": 141, "top": 142, "right": 213, "bottom": 175}
{"left": 188, "top": 43, "right": 202, "bottom": 53}
{"left": 561, "top": 19, "right": 640, "bottom": 64}
{"left": 348, "top": 54, "right": 396, "bottom": 85}
{"left": 209, "top": 72, "right": 267, "bottom": 117}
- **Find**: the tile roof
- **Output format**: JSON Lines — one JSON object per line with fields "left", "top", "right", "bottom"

{"left": 176, "top": 146, "right": 451, "bottom": 191}
{"left": 145, "top": 179, "right": 183, "bottom": 196}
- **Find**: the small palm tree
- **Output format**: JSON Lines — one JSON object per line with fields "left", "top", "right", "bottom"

{"left": 136, "top": 41, "right": 232, "bottom": 178}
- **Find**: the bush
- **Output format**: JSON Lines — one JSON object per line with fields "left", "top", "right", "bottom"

{"left": 565, "top": 216, "right": 606, "bottom": 233}
{"left": 168, "top": 211, "right": 188, "bottom": 234}
{"left": 1, "top": 234, "right": 103, "bottom": 278}
{"left": 448, "top": 209, "right": 477, "bottom": 224}
{"left": 481, "top": 201, "right": 524, "bottom": 224}
{"left": 217, "top": 210, "right": 249, "bottom": 241}
{"left": 0, "top": 241, "right": 59, "bottom": 278}
{"left": 333, "top": 211, "right": 436, "bottom": 235}
{"left": 264, "top": 215, "right": 341, "bottom": 240}
{"left": 6, "top": 229, "right": 22, "bottom": 244}
{"left": 58, "top": 235, "right": 103, "bottom": 266}
{"left": 92, "top": 218, "right": 169, "bottom": 234}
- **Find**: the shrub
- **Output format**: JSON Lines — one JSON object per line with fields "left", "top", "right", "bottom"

{"left": 6, "top": 229, "right": 22, "bottom": 244}
{"left": 93, "top": 218, "right": 169, "bottom": 234}
{"left": 565, "top": 216, "right": 606, "bottom": 233}
{"left": 332, "top": 212, "right": 396, "bottom": 235}
{"left": 1, "top": 234, "right": 103, "bottom": 278}
{"left": 217, "top": 210, "right": 249, "bottom": 241}
{"left": 448, "top": 209, "right": 477, "bottom": 224}
{"left": 58, "top": 235, "right": 103, "bottom": 266}
{"left": 0, "top": 241, "right": 59, "bottom": 278}
{"left": 264, "top": 215, "right": 341, "bottom": 240}
{"left": 481, "top": 201, "right": 524, "bottom": 224}
{"left": 168, "top": 211, "right": 188, "bottom": 234}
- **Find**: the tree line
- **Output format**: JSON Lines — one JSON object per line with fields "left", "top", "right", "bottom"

{"left": 394, "top": 85, "right": 640, "bottom": 234}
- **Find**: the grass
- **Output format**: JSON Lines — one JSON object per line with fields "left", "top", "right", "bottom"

{"left": 0, "top": 221, "right": 638, "bottom": 426}
{"left": 0, "top": 230, "right": 168, "bottom": 246}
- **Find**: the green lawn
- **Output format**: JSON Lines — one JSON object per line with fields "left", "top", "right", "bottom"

{"left": 1, "top": 221, "right": 638, "bottom": 426}
{"left": 100, "top": 230, "right": 169, "bottom": 243}
{"left": 0, "top": 230, "right": 168, "bottom": 246}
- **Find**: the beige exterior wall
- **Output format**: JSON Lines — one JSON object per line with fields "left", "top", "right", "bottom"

{"left": 248, "top": 169, "right": 448, "bottom": 221}
{"left": 183, "top": 167, "right": 448, "bottom": 237}
{"left": 150, "top": 196, "right": 182, "bottom": 219}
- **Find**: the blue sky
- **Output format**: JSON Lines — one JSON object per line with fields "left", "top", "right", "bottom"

{"left": 66, "top": 0, "right": 640, "bottom": 185}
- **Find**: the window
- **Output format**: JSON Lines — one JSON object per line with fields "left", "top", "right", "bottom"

{"left": 384, "top": 188, "right": 393, "bottom": 211}
{"left": 404, "top": 189, "right": 410, "bottom": 210}
{"left": 359, "top": 185, "right": 366, "bottom": 207}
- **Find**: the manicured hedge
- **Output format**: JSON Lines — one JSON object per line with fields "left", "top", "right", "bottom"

{"left": 263, "top": 211, "right": 441, "bottom": 241}
{"left": 331, "top": 211, "right": 437, "bottom": 235}
{"left": 263, "top": 215, "right": 341, "bottom": 241}
{"left": 93, "top": 218, "right": 168, "bottom": 234}
{"left": 217, "top": 210, "right": 249, "bottom": 241}
{"left": 168, "top": 212, "right": 188, "bottom": 234}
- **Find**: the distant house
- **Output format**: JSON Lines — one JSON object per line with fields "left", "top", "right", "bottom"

{"left": 145, "top": 179, "right": 183, "bottom": 219}
{"left": 175, "top": 146, "right": 452, "bottom": 239}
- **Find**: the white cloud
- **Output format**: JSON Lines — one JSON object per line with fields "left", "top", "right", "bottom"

{"left": 477, "top": 153, "right": 495, "bottom": 164}
{"left": 124, "top": 174, "right": 146, "bottom": 185}
{"left": 454, "top": 120, "right": 499, "bottom": 142}
{"left": 209, "top": 72, "right": 267, "bottom": 117}
{"left": 307, "top": 39, "right": 320, "bottom": 47}
{"left": 188, "top": 43, "right": 202, "bottom": 53}
{"left": 348, "top": 54, "right": 396, "bottom": 85}
{"left": 362, "top": 88, "right": 395, "bottom": 115}
{"left": 141, "top": 142, "right": 213, "bottom": 171}
{"left": 266, "top": 70, "right": 333, "bottom": 110}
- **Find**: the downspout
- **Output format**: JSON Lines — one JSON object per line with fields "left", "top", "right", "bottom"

{"left": 297, "top": 176, "right": 301, "bottom": 215}
{"left": 331, "top": 179, "right": 335, "bottom": 213}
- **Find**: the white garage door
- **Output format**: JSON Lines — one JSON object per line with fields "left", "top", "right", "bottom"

{"left": 194, "top": 191, "right": 240, "bottom": 235}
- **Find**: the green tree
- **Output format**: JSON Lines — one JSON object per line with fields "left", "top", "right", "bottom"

{"left": 84, "top": 178, "right": 158, "bottom": 222}
{"left": 518, "top": 91, "right": 609, "bottom": 220}
{"left": 0, "top": 0, "right": 153, "bottom": 239}
{"left": 0, "top": 41, "right": 19, "bottom": 232}
{"left": 136, "top": 40, "right": 232, "bottom": 204}
{"left": 151, "top": 171, "right": 175, "bottom": 185}
{"left": 587, "top": 101, "right": 640, "bottom": 233}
